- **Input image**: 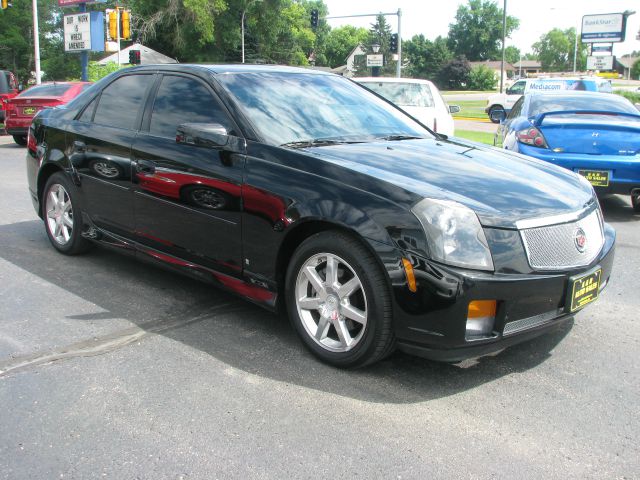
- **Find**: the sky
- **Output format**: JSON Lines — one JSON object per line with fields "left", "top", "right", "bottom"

{"left": 322, "top": 0, "right": 640, "bottom": 57}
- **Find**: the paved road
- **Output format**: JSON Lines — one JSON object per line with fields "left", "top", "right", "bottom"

{"left": 454, "top": 118, "right": 499, "bottom": 133}
{"left": 0, "top": 136, "right": 638, "bottom": 479}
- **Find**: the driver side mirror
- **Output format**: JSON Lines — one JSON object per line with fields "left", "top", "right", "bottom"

{"left": 176, "top": 123, "right": 229, "bottom": 148}
{"left": 448, "top": 105, "right": 461, "bottom": 114}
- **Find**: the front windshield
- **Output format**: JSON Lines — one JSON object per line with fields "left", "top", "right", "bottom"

{"left": 359, "top": 81, "right": 435, "bottom": 108}
{"left": 217, "top": 72, "right": 431, "bottom": 146}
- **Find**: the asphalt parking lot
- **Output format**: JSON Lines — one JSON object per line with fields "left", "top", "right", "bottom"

{"left": 0, "top": 135, "right": 638, "bottom": 479}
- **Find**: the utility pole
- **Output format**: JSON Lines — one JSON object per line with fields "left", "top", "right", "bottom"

{"left": 32, "top": 0, "right": 41, "bottom": 84}
{"left": 500, "top": 0, "right": 506, "bottom": 93}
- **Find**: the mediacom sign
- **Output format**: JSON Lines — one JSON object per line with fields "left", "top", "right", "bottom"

{"left": 581, "top": 13, "right": 625, "bottom": 43}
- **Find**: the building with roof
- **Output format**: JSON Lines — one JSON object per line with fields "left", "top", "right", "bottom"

{"left": 469, "top": 60, "right": 516, "bottom": 79}
{"left": 615, "top": 56, "right": 639, "bottom": 80}
{"left": 513, "top": 59, "right": 542, "bottom": 77}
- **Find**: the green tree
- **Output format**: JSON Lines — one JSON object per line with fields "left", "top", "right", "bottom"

{"left": 438, "top": 56, "right": 471, "bottom": 90}
{"left": 323, "top": 25, "right": 369, "bottom": 68}
{"left": 447, "top": 0, "right": 519, "bottom": 61}
{"left": 353, "top": 14, "right": 396, "bottom": 77}
{"left": 504, "top": 45, "right": 520, "bottom": 65}
{"left": 403, "top": 35, "right": 452, "bottom": 81}
{"left": 532, "top": 27, "right": 587, "bottom": 71}
{"left": 631, "top": 59, "right": 640, "bottom": 80}
{"left": 468, "top": 64, "right": 497, "bottom": 90}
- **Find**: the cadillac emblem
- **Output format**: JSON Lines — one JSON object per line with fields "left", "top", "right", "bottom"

{"left": 574, "top": 227, "right": 587, "bottom": 253}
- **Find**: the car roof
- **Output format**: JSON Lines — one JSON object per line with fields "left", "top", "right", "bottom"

{"left": 356, "top": 77, "right": 435, "bottom": 86}
{"left": 120, "top": 64, "right": 333, "bottom": 76}
{"left": 526, "top": 91, "right": 616, "bottom": 99}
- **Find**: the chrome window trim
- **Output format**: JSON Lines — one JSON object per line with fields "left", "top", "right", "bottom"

{"left": 515, "top": 202, "right": 595, "bottom": 230}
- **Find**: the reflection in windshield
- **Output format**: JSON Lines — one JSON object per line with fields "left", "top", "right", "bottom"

{"left": 360, "top": 81, "right": 435, "bottom": 108}
{"left": 530, "top": 95, "right": 639, "bottom": 117}
{"left": 217, "top": 72, "right": 431, "bottom": 146}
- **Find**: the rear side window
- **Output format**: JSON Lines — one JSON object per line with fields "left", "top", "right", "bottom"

{"left": 94, "top": 75, "right": 153, "bottom": 130}
{"left": 149, "top": 75, "right": 232, "bottom": 138}
{"left": 78, "top": 97, "right": 98, "bottom": 122}
{"left": 19, "top": 84, "right": 72, "bottom": 97}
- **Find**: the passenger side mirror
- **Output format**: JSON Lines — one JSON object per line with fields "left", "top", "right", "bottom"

{"left": 449, "top": 105, "right": 461, "bottom": 114}
{"left": 176, "top": 123, "right": 229, "bottom": 148}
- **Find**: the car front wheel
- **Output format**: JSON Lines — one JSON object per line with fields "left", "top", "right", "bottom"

{"left": 42, "top": 172, "right": 91, "bottom": 255}
{"left": 285, "top": 231, "right": 395, "bottom": 368}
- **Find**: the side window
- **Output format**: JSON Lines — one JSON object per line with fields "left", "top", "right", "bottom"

{"left": 93, "top": 75, "right": 153, "bottom": 130}
{"left": 78, "top": 97, "right": 98, "bottom": 123}
{"left": 509, "top": 81, "right": 525, "bottom": 95}
{"left": 149, "top": 75, "right": 232, "bottom": 139}
{"left": 507, "top": 97, "right": 524, "bottom": 120}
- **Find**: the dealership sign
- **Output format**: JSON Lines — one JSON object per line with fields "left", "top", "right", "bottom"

{"left": 63, "top": 12, "right": 104, "bottom": 52}
{"left": 366, "top": 54, "right": 384, "bottom": 67}
{"left": 582, "top": 13, "right": 626, "bottom": 43}
{"left": 586, "top": 55, "right": 614, "bottom": 71}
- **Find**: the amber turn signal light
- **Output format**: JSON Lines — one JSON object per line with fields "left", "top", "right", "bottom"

{"left": 401, "top": 258, "right": 417, "bottom": 293}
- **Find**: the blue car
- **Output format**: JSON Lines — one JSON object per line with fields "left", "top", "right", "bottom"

{"left": 496, "top": 91, "right": 640, "bottom": 212}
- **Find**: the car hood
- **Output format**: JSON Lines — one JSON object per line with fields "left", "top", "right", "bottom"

{"left": 306, "top": 138, "right": 594, "bottom": 229}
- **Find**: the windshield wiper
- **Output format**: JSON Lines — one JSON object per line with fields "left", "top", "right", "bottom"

{"left": 376, "top": 134, "right": 425, "bottom": 141}
{"left": 280, "top": 138, "right": 362, "bottom": 149}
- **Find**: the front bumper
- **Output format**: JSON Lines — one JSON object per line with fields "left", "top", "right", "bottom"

{"left": 517, "top": 144, "right": 640, "bottom": 195}
{"left": 392, "top": 223, "right": 615, "bottom": 362}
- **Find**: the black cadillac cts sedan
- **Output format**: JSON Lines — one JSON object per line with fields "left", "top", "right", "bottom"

{"left": 26, "top": 65, "right": 615, "bottom": 368}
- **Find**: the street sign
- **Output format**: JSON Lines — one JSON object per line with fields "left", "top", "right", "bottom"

{"left": 586, "top": 55, "right": 615, "bottom": 71}
{"left": 366, "top": 54, "right": 384, "bottom": 67}
{"left": 58, "top": 0, "right": 106, "bottom": 6}
{"left": 63, "top": 12, "right": 104, "bottom": 53}
{"left": 591, "top": 44, "right": 613, "bottom": 54}
{"left": 582, "top": 13, "right": 626, "bottom": 43}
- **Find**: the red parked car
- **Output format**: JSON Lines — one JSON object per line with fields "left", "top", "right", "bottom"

{"left": 5, "top": 81, "right": 92, "bottom": 145}
{"left": 0, "top": 70, "right": 19, "bottom": 124}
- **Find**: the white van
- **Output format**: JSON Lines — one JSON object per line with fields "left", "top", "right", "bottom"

{"left": 485, "top": 77, "right": 612, "bottom": 122}
{"left": 356, "top": 77, "right": 459, "bottom": 137}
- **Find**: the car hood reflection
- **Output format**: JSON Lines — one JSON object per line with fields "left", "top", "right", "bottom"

{"left": 306, "top": 138, "right": 594, "bottom": 229}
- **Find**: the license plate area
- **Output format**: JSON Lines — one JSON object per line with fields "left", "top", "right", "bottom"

{"left": 567, "top": 268, "right": 602, "bottom": 313}
{"left": 578, "top": 169, "right": 609, "bottom": 187}
{"left": 22, "top": 107, "right": 37, "bottom": 115}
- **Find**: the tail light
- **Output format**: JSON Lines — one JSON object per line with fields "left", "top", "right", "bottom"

{"left": 516, "top": 126, "right": 548, "bottom": 148}
{"left": 27, "top": 127, "right": 37, "bottom": 154}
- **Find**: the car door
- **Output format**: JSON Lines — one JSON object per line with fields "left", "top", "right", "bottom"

{"left": 130, "top": 73, "right": 245, "bottom": 276}
{"left": 66, "top": 73, "right": 155, "bottom": 238}
{"left": 495, "top": 96, "right": 524, "bottom": 148}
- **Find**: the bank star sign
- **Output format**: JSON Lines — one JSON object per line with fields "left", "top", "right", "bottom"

{"left": 64, "top": 13, "right": 92, "bottom": 52}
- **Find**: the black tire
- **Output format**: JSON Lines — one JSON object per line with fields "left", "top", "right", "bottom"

{"left": 488, "top": 106, "right": 505, "bottom": 124}
{"left": 13, "top": 135, "right": 27, "bottom": 146}
{"left": 632, "top": 192, "right": 640, "bottom": 213}
{"left": 42, "top": 172, "right": 91, "bottom": 255}
{"left": 285, "top": 231, "right": 395, "bottom": 368}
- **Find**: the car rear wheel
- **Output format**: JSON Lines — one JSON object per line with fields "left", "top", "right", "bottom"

{"left": 488, "top": 106, "right": 505, "bottom": 124}
{"left": 285, "top": 231, "right": 395, "bottom": 368}
{"left": 13, "top": 135, "right": 27, "bottom": 146}
{"left": 632, "top": 192, "right": 640, "bottom": 213}
{"left": 43, "top": 173, "right": 91, "bottom": 255}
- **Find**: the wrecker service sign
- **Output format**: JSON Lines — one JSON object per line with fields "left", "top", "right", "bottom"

{"left": 64, "top": 13, "right": 91, "bottom": 52}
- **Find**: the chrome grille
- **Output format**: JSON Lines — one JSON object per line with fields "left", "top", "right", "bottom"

{"left": 519, "top": 209, "right": 604, "bottom": 270}
{"left": 503, "top": 309, "right": 563, "bottom": 336}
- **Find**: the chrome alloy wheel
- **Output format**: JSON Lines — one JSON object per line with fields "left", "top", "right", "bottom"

{"left": 295, "top": 252, "right": 368, "bottom": 352}
{"left": 45, "top": 183, "right": 74, "bottom": 245}
{"left": 92, "top": 161, "right": 120, "bottom": 178}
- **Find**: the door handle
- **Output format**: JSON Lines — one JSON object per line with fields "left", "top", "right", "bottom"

{"left": 135, "top": 159, "right": 156, "bottom": 175}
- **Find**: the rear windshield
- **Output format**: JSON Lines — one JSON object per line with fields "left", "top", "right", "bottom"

{"left": 18, "top": 84, "right": 73, "bottom": 98}
{"left": 529, "top": 95, "right": 638, "bottom": 117}
{"left": 359, "top": 81, "right": 435, "bottom": 108}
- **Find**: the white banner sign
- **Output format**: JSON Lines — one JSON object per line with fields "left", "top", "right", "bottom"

{"left": 587, "top": 55, "right": 614, "bottom": 71}
{"left": 64, "top": 13, "right": 92, "bottom": 52}
{"left": 366, "top": 54, "right": 384, "bottom": 67}
{"left": 582, "top": 13, "right": 625, "bottom": 43}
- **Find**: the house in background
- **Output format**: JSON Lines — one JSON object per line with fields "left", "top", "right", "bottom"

{"left": 513, "top": 59, "right": 542, "bottom": 77}
{"left": 615, "top": 56, "right": 639, "bottom": 80}
{"left": 469, "top": 60, "right": 516, "bottom": 79}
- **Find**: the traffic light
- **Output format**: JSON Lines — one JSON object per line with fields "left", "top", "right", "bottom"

{"left": 129, "top": 49, "right": 141, "bottom": 65}
{"left": 108, "top": 10, "right": 117, "bottom": 41}
{"left": 389, "top": 33, "right": 398, "bottom": 54}
{"left": 310, "top": 9, "right": 318, "bottom": 28}
{"left": 121, "top": 10, "right": 131, "bottom": 40}
{"left": 1, "top": 0, "right": 10, "bottom": 10}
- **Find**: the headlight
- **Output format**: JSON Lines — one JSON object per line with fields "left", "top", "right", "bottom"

{"left": 411, "top": 198, "right": 494, "bottom": 271}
